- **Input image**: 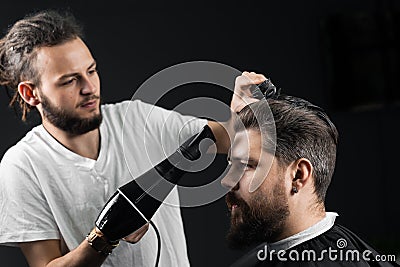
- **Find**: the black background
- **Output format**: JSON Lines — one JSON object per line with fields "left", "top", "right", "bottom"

{"left": 1, "top": 0, "right": 400, "bottom": 266}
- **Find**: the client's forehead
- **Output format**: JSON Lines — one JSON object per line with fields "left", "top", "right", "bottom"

{"left": 231, "top": 129, "right": 262, "bottom": 162}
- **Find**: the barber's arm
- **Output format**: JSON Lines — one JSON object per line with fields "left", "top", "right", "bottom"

{"left": 207, "top": 71, "right": 266, "bottom": 154}
{"left": 19, "top": 224, "right": 148, "bottom": 267}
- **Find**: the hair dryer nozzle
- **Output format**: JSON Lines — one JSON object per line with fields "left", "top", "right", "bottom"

{"left": 179, "top": 124, "right": 216, "bottom": 160}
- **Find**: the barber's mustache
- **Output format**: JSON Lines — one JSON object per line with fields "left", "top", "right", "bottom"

{"left": 76, "top": 95, "right": 100, "bottom": 108}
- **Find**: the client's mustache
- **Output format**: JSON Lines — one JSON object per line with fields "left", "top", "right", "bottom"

{"left": 226, "top": 192, "right": 248, "bottom": 210}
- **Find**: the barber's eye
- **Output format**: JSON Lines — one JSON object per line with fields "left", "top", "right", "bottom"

{"left": 62, "top": 79, "right": 75, "bottom": 86}
{"left": 88, "top": 68, "right": 98, "bottom": 75}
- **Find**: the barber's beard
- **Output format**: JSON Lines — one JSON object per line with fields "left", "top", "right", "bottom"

{"left": 40, "top": 94, "right": 102, "bottom": 135}
{"left": 226, "top": 182, "right": 290, "bottom": 249}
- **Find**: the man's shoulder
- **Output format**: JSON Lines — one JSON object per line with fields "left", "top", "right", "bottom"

{"left": 291, "top": 223, "right": 370, "bottom": 250}
{"left": 0, "top": 127, "right": 44, "bottom": 187}
{"left": 100, "top": 99, "right": 153, "bottom": 122}
{"left": 1, "top": 125, "right": 43, "bottom": 164}
{"left": 101, "top": 99, "right": 147, "bottom": 113}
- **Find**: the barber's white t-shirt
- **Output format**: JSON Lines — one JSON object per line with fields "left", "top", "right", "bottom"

{"left": 0, "top": 99, "right": 207, "bottom": 266}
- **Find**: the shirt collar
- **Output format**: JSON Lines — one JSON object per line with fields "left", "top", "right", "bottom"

{"left": 269, "top": 212, "right": 338, "bottom": 251}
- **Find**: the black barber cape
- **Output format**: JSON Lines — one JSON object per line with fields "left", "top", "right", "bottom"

{"left": 231, "top": 224, "right": 400, "bottom": 267}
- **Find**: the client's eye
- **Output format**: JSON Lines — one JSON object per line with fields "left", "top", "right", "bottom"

{"left": 240, "top": 162, "right": 254, "bottom": 171}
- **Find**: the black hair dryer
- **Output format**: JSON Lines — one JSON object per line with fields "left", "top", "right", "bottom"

{"left": 95, "top": 125, "right": 216, "bottom": 242}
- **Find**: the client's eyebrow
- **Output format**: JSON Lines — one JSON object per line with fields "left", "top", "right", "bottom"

{"left": 229, "top": 156, "right": 259, "bottom": 165}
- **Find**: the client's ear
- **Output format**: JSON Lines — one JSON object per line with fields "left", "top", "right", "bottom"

{"left": 291, "top": 158, "right": 313, "bottom": 192}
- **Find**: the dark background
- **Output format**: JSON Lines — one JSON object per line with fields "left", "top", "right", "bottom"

{"left": 1, "top": 0, "right": 400, "bottom": 266}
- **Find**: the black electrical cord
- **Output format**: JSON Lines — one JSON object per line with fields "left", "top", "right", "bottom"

{"left": 149, "top": 220, "right": 161, "bottom": 267}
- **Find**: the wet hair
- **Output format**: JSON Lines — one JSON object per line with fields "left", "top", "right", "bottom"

{"left": 235, "top": 95, "right": 339, "bottom": 203}
{"left": 0, "top": 9, "right": 84, "bottom": 121}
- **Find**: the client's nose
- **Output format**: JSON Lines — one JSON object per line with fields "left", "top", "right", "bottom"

{"left": 221, "top": 167, "right": 240, "bottom": 190}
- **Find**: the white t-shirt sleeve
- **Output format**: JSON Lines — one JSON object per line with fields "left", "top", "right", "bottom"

{"left": 0, "top": 148, "right": 59, "bottom": 246}
{"left": 118, "top": 99, "right": 208, "bottom": 167}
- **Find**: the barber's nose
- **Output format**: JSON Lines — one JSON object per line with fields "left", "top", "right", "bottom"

{"left": 81, "top": 77, "right": 96, "bottom": 95}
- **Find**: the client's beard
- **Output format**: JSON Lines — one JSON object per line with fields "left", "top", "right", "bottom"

{"left": 41, "top": 94, "right": 102, "bottom": 135}
{"left": 226, "top": 183, "right": 290, "bottom": 249}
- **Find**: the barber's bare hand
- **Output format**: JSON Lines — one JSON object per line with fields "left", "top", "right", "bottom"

{"left": 122, "top": 223, "right": 149, "bottom": 244}
{"left": 231, "top": 71, "right": 266, "bottom": 113}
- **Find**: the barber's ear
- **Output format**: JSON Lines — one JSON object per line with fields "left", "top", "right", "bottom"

{"left": 18, "top": 82, "right": 40, "bottom": 106}
{"left": 292, "top": 158, "right": 313, "bottom": 191}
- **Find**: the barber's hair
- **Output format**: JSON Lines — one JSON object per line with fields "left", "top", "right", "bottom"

{"left": 235, "top": 96, "right": 339, "bottom": 203}
{"left": 0, "top": 9, "right": 84, "bottom": 121}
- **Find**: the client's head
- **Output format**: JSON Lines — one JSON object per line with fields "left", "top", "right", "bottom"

{"left": 221, "top": 95, "right": 338, "bottom": 249}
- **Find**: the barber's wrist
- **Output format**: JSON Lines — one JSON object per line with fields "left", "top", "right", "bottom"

{"left": 86, "top": 227, "right": 119, "bottom": 256}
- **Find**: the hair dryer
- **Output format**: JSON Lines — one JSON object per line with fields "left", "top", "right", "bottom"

{"left": 95, "top": 124, "right": 216, "bottom": 241}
